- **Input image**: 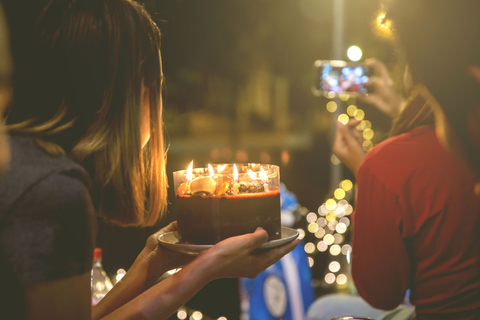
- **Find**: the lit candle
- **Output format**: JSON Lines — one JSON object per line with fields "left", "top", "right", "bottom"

{"left": 260, "top": 167, "right": 269, "bottom": 192}
{"left": 233, "top": 164, "right": 239, "bottom": 196}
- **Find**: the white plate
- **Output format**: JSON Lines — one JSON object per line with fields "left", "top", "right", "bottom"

{"left": 158, "top": 227, "right": 299, "bottom": 256}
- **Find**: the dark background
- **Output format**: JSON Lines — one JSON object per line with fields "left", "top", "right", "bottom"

{"left": 96, "top": 1, "right": 400, "bottom": 319}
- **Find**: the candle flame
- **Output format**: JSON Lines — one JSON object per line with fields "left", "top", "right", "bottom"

{"left": 248, "top": 169, "right": 256, "bottom": 180}
{"left": 186, "top": 161, "right": 193, "bottom": 182}
{"left": 260, "top": 167, "right": 268, "bottom": 183}
{"left": 233, "top": 164, "right": 238, "bottom": 182}
{"left": 217, "top": 164, "right": 226, "bottom": 172}
{"left": 208, "top": 164, "right": 215, "bottom": 177}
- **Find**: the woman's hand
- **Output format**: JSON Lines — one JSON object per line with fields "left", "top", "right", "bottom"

{"left": 195, "top": 227, "right": 301, "bottom": 281}
{"left": 137, "top": 221, "right": 195, "bottom": 286}
{"left": 333, "top": 120, "right": 365, "bottom": 176}
{"left": 354, "top": 58, "right": 406, "bottom": 118}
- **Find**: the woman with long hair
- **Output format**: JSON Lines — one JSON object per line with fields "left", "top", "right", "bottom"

{"left": 0, "top": 1, "right": 299, "bottom": 319}
{"left": 330, "top": 62, "right": 480, "bottom": 319}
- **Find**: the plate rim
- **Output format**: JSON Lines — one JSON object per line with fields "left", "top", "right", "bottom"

{"left": 158, "top": 226, "right": 299, "bottom": 256}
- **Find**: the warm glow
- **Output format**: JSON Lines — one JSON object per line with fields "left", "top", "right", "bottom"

{"left": 334, "top": 234, "right": 344, "bottom": 244}
{"left": 218, "top": 317, "right": 228, "bottom": 320}
{"left": 363, "top": 140, "right": 373, "bottom": 151}
{"left": 338, "top": 113, "right": 350, "bottom": 125}
{"left": 345, "top": 204, "right": 353, "bottom": 215}
{"left": 308, "top": 222, "right": 319, "bottom": 233}
{"left": 334, "top": 188, "right": 346, "bottom": 200}
{"left": 342, "top": 244, "right": 352, "bottom": 255}
{"left": 340, "top": 179, "right": 353, "bottom": 191}
{"left": 248, "top": 169, "right": 256, "bottom": 180}
{"left": 325, "top": 273, "right": 336, "bottom": 284}
{"left": 187, "top": 161, "right": 193, "bottom": 182}
{"left": 306, "top": 212, "right": 317, "bottom": 223}
{"left": 363, "top": 128, "right": 374, "bottom": 140}
{"left": 317, "top": 217, "right": 327, "bottom": 227}
{"left": 315, "top": 228, "right": 326, "bottom": 239}
{"left": 330, "top": 244, "right": 341, "bottom": 256}
{"left": 317, "top": 241, "right": 328, "bottom": 252}
{"left": 217, "top": 164, "right": 226, "bottom": 172}
{"left": 297, "top": 228, "right": 305, "bottom": 240}
{"left": 233, "top": 164, "right": 238, "bottom": 182}
{"left": 304, "top": 242, "right": 316, "bottom": 254}
{"left": 177, "top": 309, "right": 187, "bottom": 320}
{"left": 208, "top": 164, "right": 215, "bottom": 177}
{"left": 354, "top": 109, "right": 365, "bottom": 120}
{"left": 326, "top": 101, "right": 338, "bottom": 113}
{"left": 192, "top": 311, "right": 203, "bottom": 320}
{"left": 325, "top": 199, "right": 337, "bottom": 210}
{"left": 347, "top": 105, "right": 357, "bottom": 117}
{"left": 347, "top": 46, "right": 362, "bottom": 62}
{"left": 336, "top": 222, "right": 347, "bottom": 234}
{"left": 329, "top": 261, "right": 341, "bottom": 273}
{"left": 308, "top": 257, "right": 314, "bottom": 268}
{"left": 339, "top": 93, "right": 350, "bottom": 101}
{"left": 318, "top": 204, "right": 328, "bottom": 215}
{"left": 260, "top": 167, "right": 268, "bottom": 183}
{"left": 336, "top": 274, "right": 347, "bottom": 285}
{"left": 324, "top": 234, "right": 334, "bottom": 245}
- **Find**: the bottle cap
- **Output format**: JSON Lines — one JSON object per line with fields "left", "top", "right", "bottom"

{"left": 94, "top": 248, "right": 102, "bottom": 261}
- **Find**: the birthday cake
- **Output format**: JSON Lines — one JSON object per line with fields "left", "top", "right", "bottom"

{"left": 174, "top": 164, "right": 281, "bottom": 245}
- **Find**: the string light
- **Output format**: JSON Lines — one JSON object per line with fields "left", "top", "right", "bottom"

{"left": 346, "top": 105, "right": 357, "bottom": 116}
{"left": 326, "top": 101, "right": 338, "bottom": 113}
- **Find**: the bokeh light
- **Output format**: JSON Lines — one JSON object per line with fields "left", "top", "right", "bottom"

{"left": 330, "top": 244, "right": 341, "bottom": 256}
{"left": 363, "top": 140, "right": 373, "bottom": 151}
{"left": 325, "top": 273, "right": 336, "bottom": 284}
{"left": 334, "top": 233, "right": 344, "bottom": 244}
{"left": 315, "top": 228, "right": 326, "bottom": 239}
{"left": 177, "top": 310, "right": 187, "bottom": 320}
{"left": 317, "top": 217, "right": 327, "bottom": 227}
{"left": 317, "top": 241, "right": 328, "bottom": 252}
{"left": 354, "top": 109, "right": 365, "bottom": 120}
{"left": 192, "top": 311, "right": 203, "bottom": 320}
{"left": 363, "top": 128, "right": 374, "bottom": 140}
{"left": 347, "top": 45, "right": 362, "bottom": 61}
{"left": 308, "top": 222, "right": 320, "bottom": 233}
{"left": 304, "top": 242, "right": 316, "bottom": 254}
{"left": 324, "top": 234, "right": 335, "bottom": 245}
{"left": 346, "top": 105, "right": 357, "bottom": 117}
{"left": 334, "top": 188, "right": 346, "bottom": 200}
{"left": 336, "top": 222, "right": 347, "bottom": 234}
{"left": 339, "top": 93, "right": 350, "bottom": 101}
{"left": 340, "top": 179, "right": 353, "bottom": 191}
{"left": 331, "top": 154, "right": 341, "bottom": 165}
{"left": 308, "top": 257, "right": 315, "bottom": 267}
{"left": 325, "top": 199, "right": 337, "bottom": 210}
{"left": 306, "top": 212, "right": 317, "bottom": 223}
{"left": 338, "top": 113, "right": 350, "bottom": 125}
{"left": 329, "top": 261, "right": 341, "bottom": 273}
{"left": 326, "top": 101, "right": 338, "bottom": 113}
{"left": 336, "top": 274, "right": 348, "bottom": 285}
{"left": 342, "top": 244, "right": 352, "bottom": 255}
{"left": 297, "top": 228, "right": 305, "bottom": 240}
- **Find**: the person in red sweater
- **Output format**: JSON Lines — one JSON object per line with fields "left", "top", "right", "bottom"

{"left": 333, "top": 61, "right": 480, "bottom": 319}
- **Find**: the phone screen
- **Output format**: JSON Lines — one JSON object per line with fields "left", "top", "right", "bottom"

{"left": 315, "top": 60, "right": 370, "bottom": 94}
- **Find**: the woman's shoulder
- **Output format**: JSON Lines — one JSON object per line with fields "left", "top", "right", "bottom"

{"left": 0, "top": 136, "right": 91, "bottom": 215}
{"left": 362, "top": 126, "right": 440, "bottom": 169}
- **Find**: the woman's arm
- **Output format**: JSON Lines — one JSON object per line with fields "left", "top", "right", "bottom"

{"left": 101, "top": 228, "right": 300, "bottom": 320}
{"left": 92, "top": 222, "right": 194, "bottom": 319}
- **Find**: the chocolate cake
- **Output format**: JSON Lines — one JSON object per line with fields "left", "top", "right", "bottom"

{"left": 174, "top": 164, "right": 281, "bottom": 245}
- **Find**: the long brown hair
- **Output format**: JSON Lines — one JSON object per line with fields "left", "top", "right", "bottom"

{"left": 390, "top": 84, "right": 435, "bottom": 137}
{"left": 5, "top": 0, "right": 167, "bottom": 226}
{"left": 387, "top": 0, "right": 480, "bottom": 175}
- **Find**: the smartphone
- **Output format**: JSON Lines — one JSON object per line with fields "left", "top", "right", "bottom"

{"left": 313, "top": 60, "right": 370, "bottom": 95}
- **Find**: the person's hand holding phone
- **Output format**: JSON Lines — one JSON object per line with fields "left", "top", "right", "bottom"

{"left": 354, "top": 58, "right": 406, "bottom": 118}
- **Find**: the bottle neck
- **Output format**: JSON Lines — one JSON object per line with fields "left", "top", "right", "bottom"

{"left": 93, "top": 259, "right": 103, "bottom": 267}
